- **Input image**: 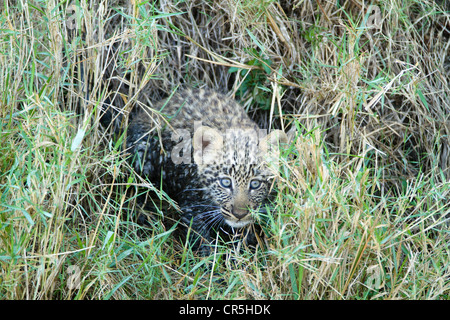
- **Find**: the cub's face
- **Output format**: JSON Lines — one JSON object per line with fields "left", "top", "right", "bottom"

{"left": 207, "top": 164, "right": 270, "bottom": 228}
{"left": 193, "top": 126, "right": 286, "bottom": 228}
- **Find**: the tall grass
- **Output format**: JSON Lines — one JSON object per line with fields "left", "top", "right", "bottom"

{"left": 0, "top": 0, "right": 449, "bottom": 299}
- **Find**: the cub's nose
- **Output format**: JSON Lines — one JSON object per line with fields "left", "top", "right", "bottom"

{"left": 232, "top": 206, "right": 248, "bottom": 219}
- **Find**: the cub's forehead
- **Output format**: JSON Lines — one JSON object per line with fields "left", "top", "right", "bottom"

{"left": 221, "top": 163, "right": 268, "bottom": 181}
{"left": 195, "top": 126, "right": 274, "bottom": 178}
{"left": 221, "top": 136, "right": 263, "bottom": 164}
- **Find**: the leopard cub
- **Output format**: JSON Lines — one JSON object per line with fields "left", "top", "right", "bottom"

{"left": 126, "top": 88, "right": 286, "bottom": 250}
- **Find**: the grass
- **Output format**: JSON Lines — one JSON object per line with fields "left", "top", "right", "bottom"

{"left": 1, "top": 0, "right": 449, "bottom": 300}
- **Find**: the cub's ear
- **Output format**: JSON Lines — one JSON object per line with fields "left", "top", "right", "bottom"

{"left": 260, "top": 130, "right": 288, "bottom": 149}
{"left": 193, "top": 126, "right": 223, "bottom": 165}
{"left": 259, "top": 129, "right": 288, "bottom": 173}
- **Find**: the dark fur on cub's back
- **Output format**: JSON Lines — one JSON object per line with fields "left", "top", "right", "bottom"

{"left": 125, "top": 87, "right": 285, "bottom": 250}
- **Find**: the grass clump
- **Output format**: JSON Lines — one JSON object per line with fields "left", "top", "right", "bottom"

{"left": 1, "top": 0, "right": 449, "bottom": 300}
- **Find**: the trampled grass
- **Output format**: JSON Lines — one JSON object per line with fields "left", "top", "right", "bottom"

{"left": 0, "top": 0, "right": 449, "bottom": 300}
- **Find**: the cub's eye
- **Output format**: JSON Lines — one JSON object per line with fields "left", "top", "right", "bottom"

{"left": 219, "top": 177, "right": 232, "bottom": 188}
{"left": 249, "top": 179, "right": 262, "bottom": 189}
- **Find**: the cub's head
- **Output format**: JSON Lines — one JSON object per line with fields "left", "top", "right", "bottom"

{"left": 193, "top": 126, "right": 286, "bottom": 228}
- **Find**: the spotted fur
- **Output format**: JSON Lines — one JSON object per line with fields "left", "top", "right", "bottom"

{"left": 126, "top": 88, "right": 285, "bottom": 250}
